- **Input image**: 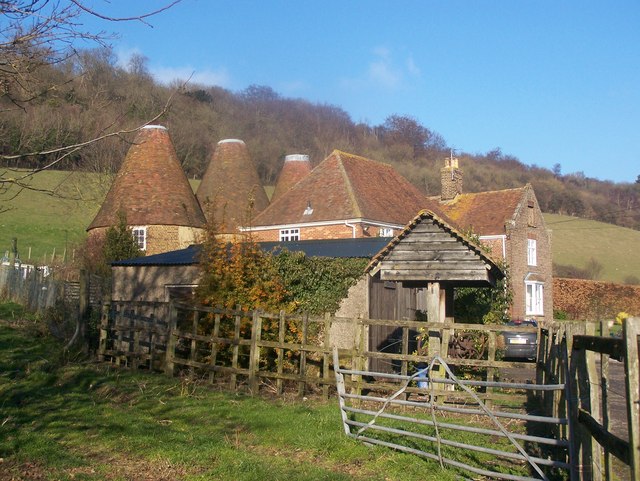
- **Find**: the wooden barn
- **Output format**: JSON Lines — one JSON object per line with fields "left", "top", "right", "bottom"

{"left": 364, "top": 209, "right": 504, "bottom": 372}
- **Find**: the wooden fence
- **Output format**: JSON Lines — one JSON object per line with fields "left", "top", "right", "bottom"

{"left": 98, "top": 301, "right": 537, "bottom": 405}
{"left": 0, "top": 264, "right": 61, "bottom": 312}
{"left": 537, "top": 319, "right": 640, "bottom": 480}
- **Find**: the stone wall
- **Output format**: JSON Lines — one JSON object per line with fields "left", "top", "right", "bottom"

{"left": 111, "top": 265, "right": 201, "bottom": 302}
{"left": 553, "top": 277, "right": 640, "bottom": 320}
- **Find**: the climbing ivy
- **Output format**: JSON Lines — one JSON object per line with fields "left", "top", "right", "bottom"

{"left": 272, "top": 250, "right": 369, "bottom": 315}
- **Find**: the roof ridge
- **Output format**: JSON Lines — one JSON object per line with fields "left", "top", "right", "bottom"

{"left": 335, "top": 151, "right": 363, "bottom": 218}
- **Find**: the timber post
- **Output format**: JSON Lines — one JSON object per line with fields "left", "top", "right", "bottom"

{"left": 249, "top": 309, "right": 262, "bottom": 394}
{"left": 98, "top": 302, "right": 110, "bottom": 361}
{"left": 623, "top": 317, "right": 640, "bottom": 480}
{"left": 164, "top": 301, "right": 178, "bottom": 377}
{"left": 276, "top": 310, "right": 285, "bottom": 395}
{"left": 322, "top": 312, "right": 332, "bottom": 399}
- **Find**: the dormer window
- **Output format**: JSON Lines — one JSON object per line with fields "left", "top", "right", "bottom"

{"left": 379, "top": 227, "right": 394, "bottom": 237}
{"left": 279, "top": 228, "right": 299, "bottom": 242}
{"left": 303, "top": 201, "right": 313, "bottom": 216}
{"left": 131, "top": 226, "right": 147, "bottom": 251}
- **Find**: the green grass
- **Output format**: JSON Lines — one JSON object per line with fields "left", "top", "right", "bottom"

{"left": 543, "top": 213, "right": 640, "bottom": 283}
{"left": 0, "top": 170, "right": 109, "bottom": 263}
{"left": 1, "top": 317, "right": 483, "bottom": 481}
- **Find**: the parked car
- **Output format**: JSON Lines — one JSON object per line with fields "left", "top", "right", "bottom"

{"left": 502, "top": 320, "right": 538, "bottom": 361}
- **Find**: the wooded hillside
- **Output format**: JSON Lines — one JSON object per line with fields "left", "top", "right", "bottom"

{"left": 1, "top": 47, "right": 639, "bottom": 230}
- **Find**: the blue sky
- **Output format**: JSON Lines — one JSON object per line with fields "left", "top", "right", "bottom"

{"left": 80, "top": 0, "right": 639, "bottom": 183}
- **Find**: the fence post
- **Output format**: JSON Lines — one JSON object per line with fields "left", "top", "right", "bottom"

{"left": 322, "top": 313, "right": 332, "bottom": 400}
{"left": 297, "top": 313, "right": 308, "bottom": 398}
{"left": 164, "top": 302, "right": 178, "bottom": 376}
{"left": 600, "top": 320, "right": 613, "bottom": 481}
{"left": 567, "top": 322, "right": 595, "bottom": 481}
{"left": 276, "top": 310, "right": 285, "bottom": 395}
{"left": 585, "top": 322, "right": 602, "bottom": 481}
{"left": 249, "top": 310, "right": 262, "bottom": 394}
{"left": 351, "top": 317, "right": 363, "bottom": 397}
{"left": 208, "top": 312, "right": 221, "bottom": 383}
{"left": 486, "top": 331, "right": 497, "bottom": 409}
{"left": 78, "top": 269, "right": 90, "bottom": 350}
{"left": 98, "top": 302, "right": 110, "bottom": 361}
{"left": 229, "top": 306, "right": 242, "bottom": 391}
{"left": 623, "top": 317, "right": 640, "bottom": 480}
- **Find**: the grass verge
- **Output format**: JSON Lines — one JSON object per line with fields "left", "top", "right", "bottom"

{"left": 0, "top": 318, "right": 473, "bottom": 481}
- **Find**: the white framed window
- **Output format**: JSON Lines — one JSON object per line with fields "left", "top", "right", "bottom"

{"left": 131, "top": 226, "right": 147, "bottom": 251}
{"left": 279, "top": 228, "right": 300, "bottom": 242}
{"left": 379, "top": 227, "right": 394, "bottom": 237}
{"left": 525, "top": 281, "right": 544, "bottom": 316}
{"left": 527, "top": 239, "right": 537, "bottom": 266}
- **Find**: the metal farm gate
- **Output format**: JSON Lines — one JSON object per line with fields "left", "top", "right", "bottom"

{"left": 333, "top": 349, "right": 569, "bottom": 481}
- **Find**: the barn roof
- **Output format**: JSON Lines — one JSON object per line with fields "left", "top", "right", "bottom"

{"left": 251, "top": 150, "right": 434, "bottom": 228}
{"left": 367, "top": 209, "right": 504, "bottom": 285}
{"left": 112, "top": 237, "right": 391, "bottom": 266}
{"left": 88, "top": 125, "right": 206, "bottom": 230}
{"left": 196, "top": 139, "right": 270, "bottom": 232}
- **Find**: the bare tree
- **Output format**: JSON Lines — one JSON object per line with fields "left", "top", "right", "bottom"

{"left": 0, "top": 0, "right": 181, "bottom": 208}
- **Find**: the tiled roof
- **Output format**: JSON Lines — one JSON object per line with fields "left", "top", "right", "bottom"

{"left": 252, "top": 150, "right": 433, "bottom": 227}
{"left": 271, "top": 154, "right": 313, "bottom": 202}
{"left": 433, "top": 186, "right": 527, "bottom": 236}
{"left": 196, "top": 139, "right": 269, "bottom": 231}
{"left": 88, "top": 126, "right": 206, "bottom": 230}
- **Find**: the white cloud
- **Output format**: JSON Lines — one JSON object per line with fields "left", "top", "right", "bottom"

{"left": 341, "top": 47, "right": 421, "bottom": 92}
{"left": 150, "top": 66, "right": 232, "bottom": 88}
{"left": 115, "top": 47, "right": 144, "bottom": 69}
{"left": 406, "top": 56, "right": 421, "bottom": 77}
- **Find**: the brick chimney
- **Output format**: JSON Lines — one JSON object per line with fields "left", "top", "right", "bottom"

{"left": 440, "top": 156, "right": 463, "bottom": 201}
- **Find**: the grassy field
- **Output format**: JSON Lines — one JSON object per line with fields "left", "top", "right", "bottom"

{"left": 1, "top": 169, "right": 638, "bottom": 283}
{"left": 0, "top": 317, "right": 536, "bottom": 481}
{"left": 543, "top": 213, "right": 640, "bottom": 283}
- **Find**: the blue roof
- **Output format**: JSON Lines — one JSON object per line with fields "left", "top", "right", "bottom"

{"left": 112, "top": 237, "right": 392, "bottom": 267}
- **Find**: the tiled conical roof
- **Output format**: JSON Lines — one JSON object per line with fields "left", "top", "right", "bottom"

{"left": 196, "top": 139, "right": 269, "bottom": 231}
{"left": 271, "top": 154, "right": 312, "bottom": 202}
{"left": 88, "top": 125, "right": 206, "bottom": 230}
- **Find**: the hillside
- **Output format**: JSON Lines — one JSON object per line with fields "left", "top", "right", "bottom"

{"left": 1, "top": 170, "right": 638, "bottom": 285}
{"left": 544, "top": 213, "right": 640, "bottom": 284}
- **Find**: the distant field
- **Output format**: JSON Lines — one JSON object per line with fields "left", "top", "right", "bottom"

{"left": 0, "top": 170, "right": 109, "bottom": 262}
{"left": 1, "top": 170, "right": 639, "bottom": 283}
{"left": 543, "top": 213, "right": 640, "bottom": 284}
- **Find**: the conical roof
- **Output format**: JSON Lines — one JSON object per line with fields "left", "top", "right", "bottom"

{"left": 271, "top": 154, "right": 312, "bottom": 202}
{"left": 195, "top": 139, "right": 269, "bottom": 231}
{"left": 88, "top": 125, "right": 206, "bottom": 230}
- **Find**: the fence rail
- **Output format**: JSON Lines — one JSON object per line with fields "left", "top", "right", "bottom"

{"left": 99, "top": 301, "right": 537, "bottom": 405}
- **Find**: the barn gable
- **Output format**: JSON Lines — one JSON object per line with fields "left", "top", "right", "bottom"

{"left": 367, "top": 210, "right": 503, "bottom": 286}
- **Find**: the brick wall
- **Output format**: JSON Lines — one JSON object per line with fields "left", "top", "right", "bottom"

{"left": 553, "top": 277, "right": 640, "bottom": 320}
{"left": 251, "top": 222, "right": 393, "bottom": 242}
{"left": 505, "top": 188, "right": 553, "bottom": 321}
